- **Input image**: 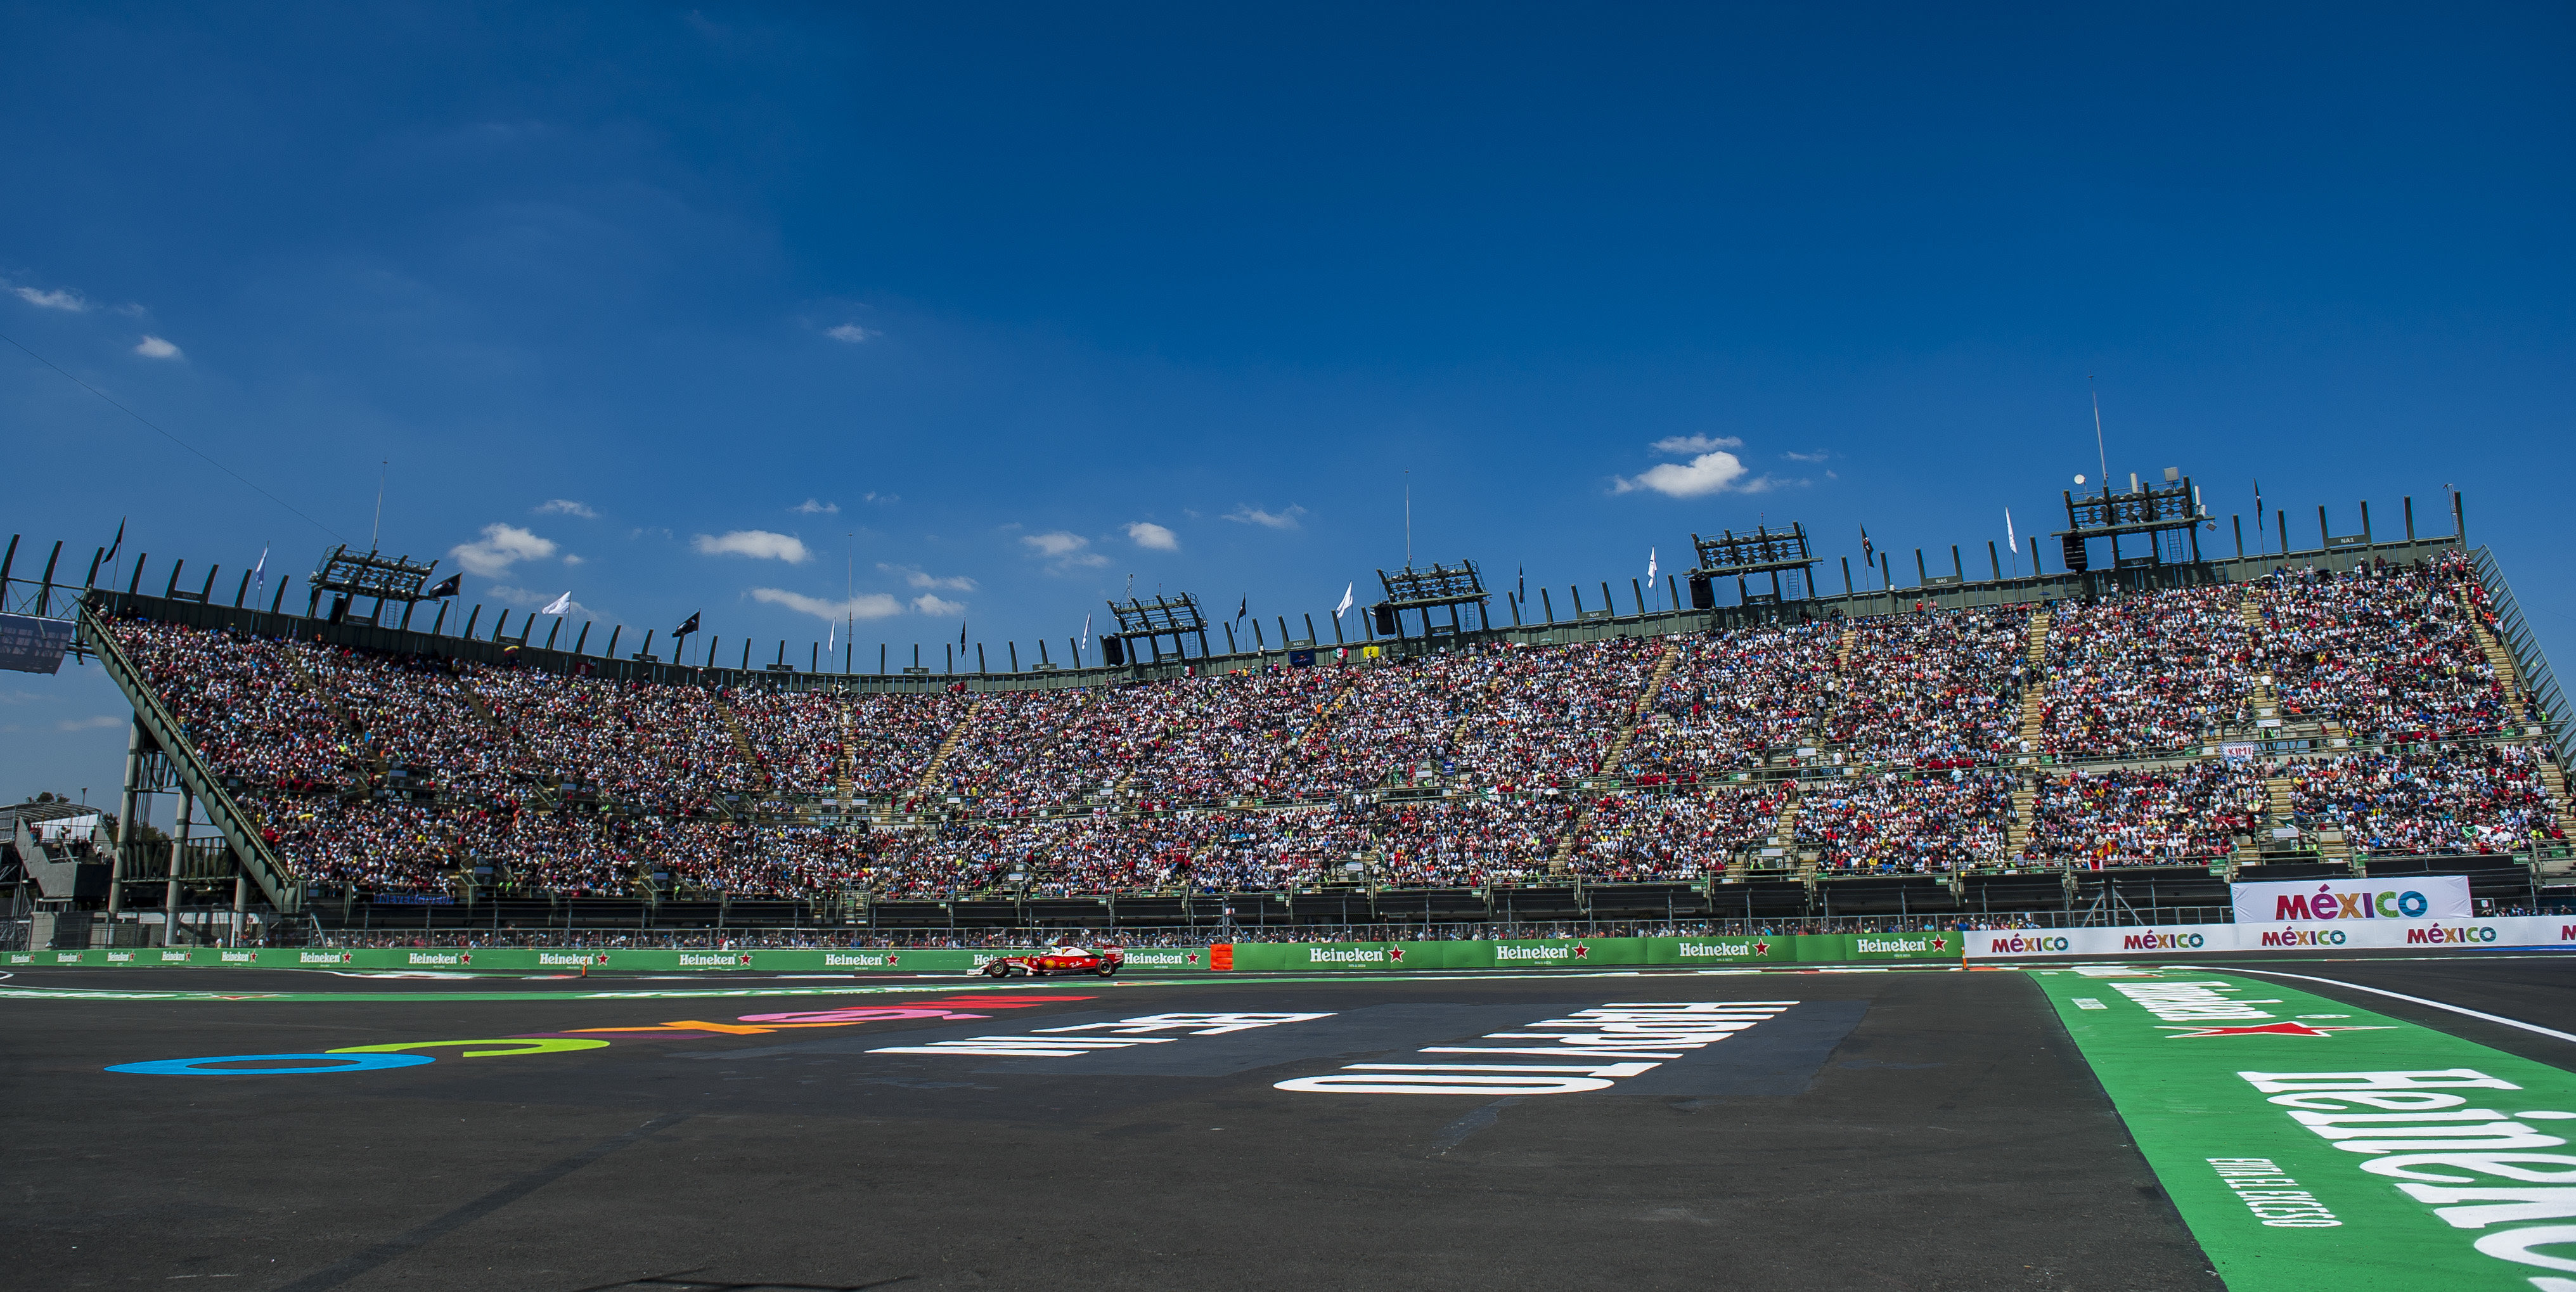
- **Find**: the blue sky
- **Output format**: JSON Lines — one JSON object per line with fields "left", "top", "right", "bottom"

{"left": 4, "top": 3, "right": 2572, "bottom": 808}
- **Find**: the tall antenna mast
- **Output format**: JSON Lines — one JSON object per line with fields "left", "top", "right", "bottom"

{"left": 2087, "top": 377, "right": 2108, "bottom": 484}
{"left": 370, "top": 460, "right": 387, "bottom": 550}
{"left": 1403, "top": 470, "right": 1412, "bottom": 568}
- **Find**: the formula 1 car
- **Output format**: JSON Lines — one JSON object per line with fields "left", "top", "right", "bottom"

{"left": 981, "top": 944, "right": 1124, "bottom": 978}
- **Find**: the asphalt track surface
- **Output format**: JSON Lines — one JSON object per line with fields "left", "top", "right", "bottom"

{"left": 4, "top": 957, "right": 2565, "bottom": 1292}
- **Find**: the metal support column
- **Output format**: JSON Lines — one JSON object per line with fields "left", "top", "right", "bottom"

{"left": 166, "top": 784, "right": 191, "bottom": 947}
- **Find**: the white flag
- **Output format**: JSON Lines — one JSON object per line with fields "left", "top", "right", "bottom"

{"left": 1647, "top": 548, "right": 1657, "bottom": 583}
{"left": 1333, "top": 582, "right": 1354, "bottom": 617}
{"left": 2006, "top": 508, "right": 2017, "bottom": 554}
{"left": 827, "top": 622, "right": 834, "bottom": 654}
{"left": 1080, "top": 614, "right": 1092, "bottom": 649}
{"left": 250, "top": 546, "right": 268, "bottom": 595}
{"left": 541, "top": 591, "right": 572, "bottom": 616}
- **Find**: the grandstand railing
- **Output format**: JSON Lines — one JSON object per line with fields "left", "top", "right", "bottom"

{"left": 78, "top": 601, "right": 306, "bottom": 914}
{"left": 2470, "top": 545, "right": 2574, "bottom": 768}
{"left": 80, "top": 533, "right": 2470, "bottom": 697}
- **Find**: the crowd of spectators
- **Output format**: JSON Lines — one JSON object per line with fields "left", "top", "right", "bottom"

{"left": 1827, "top": 607, "right": 2032, "bottom": 765}
{"left": 1567, "top": 784, "right": 1785, "bottom": 880}
{"left": 104, "top": 554, "right": 2573, "bottom": 902}
{"left": 1795, "top": 771, "right": 2014, "bottom": 872}
{"left": 2036, "top": 588, "right": 2262, "bottom": 757}
{"left": 2285, "top": 745, "right": 2566, "bottom": 855}
{"left": 2254, "top": 554, "right": 2520, "bottom": 742}
{"left": 1624, "top": 622, "right": 1839, "bottom": 776}
{"left": 2021, "top": 761, "right": 2267, "bottom": 867}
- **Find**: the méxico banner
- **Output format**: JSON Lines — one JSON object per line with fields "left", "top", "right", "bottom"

{"left": 2232, "top": 875, "right": 2470, "bottom": 925}
{"left": 1967, "top": 915, "right": 2576, "bottom": 959}
{"left": 2032, "top": 965, "right": 2576, "bottom": 1289}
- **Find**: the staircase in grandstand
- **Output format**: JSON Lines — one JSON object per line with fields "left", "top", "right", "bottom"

{"left": 280, "top": 649, "right": 390, "bottom": 787}
{"left": 455, "top": 679, "right": 561, "bottom": 811}
{"left": 835, "top": 700, "right": 858, "bottom": 808}
{"left": 2234, "top": 590, "right": 2287, "bottom": 732}
{"left": 2006, "top": 774, "right": 2037, "bottom": 853}
{"left": 910, "top": 696, "right": 981, "bottom": 795}
{"left": 712, "top": 695, "right": 775, "bottom": 815}
{"left": 1764, "top": 787, "right": 1804, "bottom": 880}
{"left": 1549, "top": 640, "right": 1678, "bottom": 874}
{"left": 2468, "top": 616, "right": 2527, "bottom": 704}
{"left": 2016, "top": 609, "right": 2051, "bottom": 745}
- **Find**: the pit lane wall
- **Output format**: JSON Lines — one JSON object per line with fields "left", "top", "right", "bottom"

{"left": 1965, "top": 915, "right": 2576, "bottom": 960}
{"left": 3, "top": 933, "right": 1967, "bottom": 972}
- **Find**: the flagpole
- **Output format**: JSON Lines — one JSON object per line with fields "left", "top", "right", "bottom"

{"left": 2088, "top": 377, "right": 2108, "bottom": 484}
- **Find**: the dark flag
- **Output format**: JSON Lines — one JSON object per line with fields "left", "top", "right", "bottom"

{"left": 425, "top": 573, "right": 461, "bottom": 599}
{"left": 960, "top": 618, "right": 969, "bottom": 647}
{"left": 674, "top": 610, "right": 700, "bottom": 638}
{"left": 1860, "top": 526, "right": 1874, "bottom": 566}
{"left": 1235, "top": 597, "right": 1247, "bottom": 621}
{"left": 103, "top": 519, "right": 124, "bottom": 564}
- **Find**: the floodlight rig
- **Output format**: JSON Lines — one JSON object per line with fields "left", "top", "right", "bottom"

{"left": 1373, "top": 560, "right": 1488, "bottom": 638}
{"left": 2054, "top": 469, "right": 2205, "bottom": 577}
{"left": 1104, "top": 593, "right": 1210, "bottom": 666}
{"left": 307, "top": 545, "right": 442, "bottom": 625}
{"left": 1686, "top": 523, "right": 1818, "bottom": 607}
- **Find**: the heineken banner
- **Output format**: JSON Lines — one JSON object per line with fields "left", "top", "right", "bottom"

{"left": 5, "top": 933, "right": 1967, "bottom": 972}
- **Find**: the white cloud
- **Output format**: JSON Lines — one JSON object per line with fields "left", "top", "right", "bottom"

{"left": 1649, "top": 434, "right": 1742, "bottom": 456}
{"left": 534, "top": 499, "right": 598, "bottom": 518}
{"left": 1614, "top": 451, "right": 1779, "bottom": 498}
{"left": 1224, "top": 504, "right": 1306, "bottom": 530}
{"left": 826, "top": 324, "right": 879, "bottom": 343}
{"left": 792, "top": 498, "right": 840, "bottom": 514}
{"left": 134, "top": 335, "right": 182, "bottom": 359}
{"left": 1126, "top": 521, "right": 1180, "bottom": 551}
{"left": 13, "top": 286, "right": 87, "bottom": 311}
{"left": 911, "top": 593, "right": 966, "bottom": 616}
{"left": 861, "top": 491, "right": 897, "bottom": 504}
{"left": 878, "top": 563, "right": 977, "bottom": 591}
{"left": 694, "top": 530, "right": 810, "bottom": 562}
{"left": 449, "top": 524, "right": 558, "bottom": 576}
{"left": 562, "top": 554, "right": 585, "bottom": 566}
{"left": 1781, "top": 449, "right": 1831, "bottom": 463}
{"left": 749, "top": 588, "right": 904, "bottom": 621}
{"left": 57, "top": 715, "right": 124, "bottom": 732}
{"left": 1021, "top": 530, "right": 1110, "bottom": 571}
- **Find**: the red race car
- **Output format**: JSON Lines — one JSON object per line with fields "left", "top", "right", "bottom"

{"left": 981, "top": 943, "right": 1124, "bottom": 978}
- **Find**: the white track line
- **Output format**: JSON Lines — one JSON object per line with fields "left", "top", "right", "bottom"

{"left": 2222, "top": 967, "right": 2576, "bottom": 1045}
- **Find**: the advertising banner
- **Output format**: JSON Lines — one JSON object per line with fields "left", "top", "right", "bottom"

{"left": 2229, "top": 875, "right": 2468, "bottom": 925}
{"left": 1966, "top": 925, "right": 2237, "bottom": 960}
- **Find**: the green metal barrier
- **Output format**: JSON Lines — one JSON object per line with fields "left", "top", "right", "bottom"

{"left": 6, "top": 933, "right": 1961, "bottom": 972}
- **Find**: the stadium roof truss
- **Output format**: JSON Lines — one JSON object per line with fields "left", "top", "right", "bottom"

{"left": 1106, "top": 594, "right": 1207, "bottom": 641}
{"left": 2056, "top": 474, "right": 2205, "bottom": 569}
{"left": 1377, "top": 561, "right": 1488, "bottom": 612}
{"left": 1688, "top": 524, "right": 1817, "bottom": 580}
{"left": 309, "top": 546, "right": 440, "bottom": 605}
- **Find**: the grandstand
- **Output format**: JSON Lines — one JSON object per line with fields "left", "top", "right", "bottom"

{"left": 3, "top": 482, "right": 2570, "bottom": 947}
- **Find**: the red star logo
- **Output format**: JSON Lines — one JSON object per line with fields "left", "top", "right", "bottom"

{"left": 886, "top": 954, "right": 899, "bottom": 966}
{"left": 1388, "top": 947, "right": 1405, "bottom": 962}
{"left": 1752, "top": 942, "right": 1770, "bottom": 955}
{"left": 1929, "top": 937, "right": 1947, "bottom": 952}
{"left": 1572, "top": 943, "right": 1590, "bottom": 958}
{"left": 460, "top": 954, "right": 471, "bottom": 964}
{"left": 1186, "top": 953, "right": 1198, "bottom": 964}
{"left": 2160, "top": 1021, "right": 2397, "bottom": 1039}
{"left": 738, "top": 954, "right": 753, "bottom": 965}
